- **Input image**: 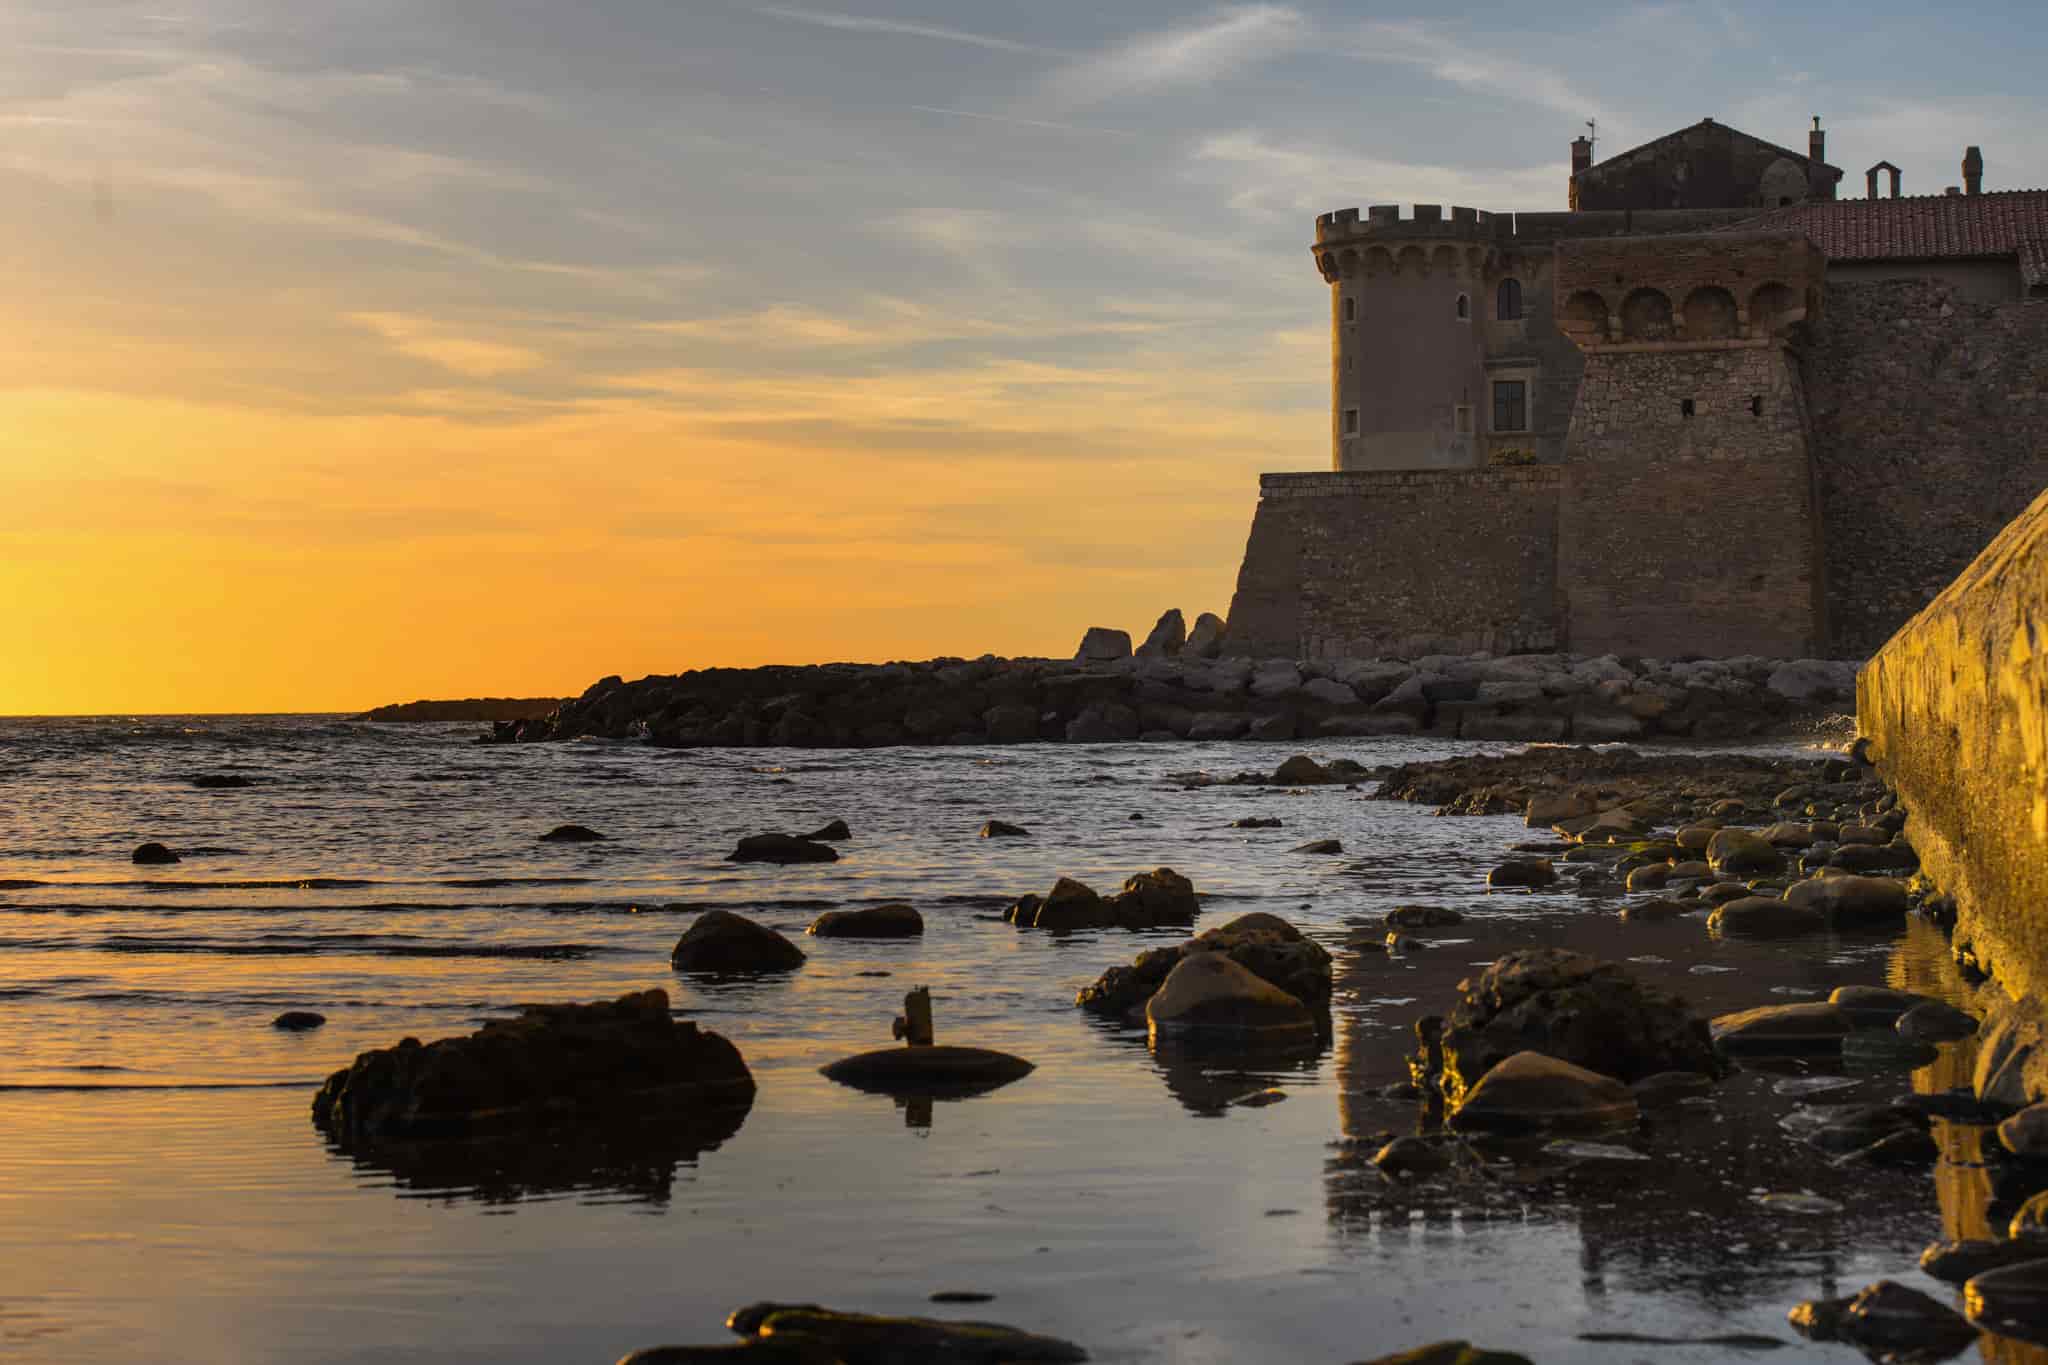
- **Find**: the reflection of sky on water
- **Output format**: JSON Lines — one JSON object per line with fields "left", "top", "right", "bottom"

{"left": 3, "top": 718, "right": 2041, "bottom": 1360}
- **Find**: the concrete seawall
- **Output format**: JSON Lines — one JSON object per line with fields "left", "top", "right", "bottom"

{"left": 1859, "top": 485, "right": 2048, "bottom": 1003}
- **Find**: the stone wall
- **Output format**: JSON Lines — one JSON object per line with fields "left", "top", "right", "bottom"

{"left": 1559, "top": 341, "right": 1825, "bottom": 657}
{"left": 1225, "top": 468, "right": 1560, "bottom": 659}
{"left": 1805, "top": 280, "right": 2048, "bottom": 655}
{"left": 1858, "top": 485, "right": 2048, "bottom": 1001}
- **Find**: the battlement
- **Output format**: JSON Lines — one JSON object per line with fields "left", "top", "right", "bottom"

{"left": 1315, "top": 204, "right": 1496, "bottom": 244}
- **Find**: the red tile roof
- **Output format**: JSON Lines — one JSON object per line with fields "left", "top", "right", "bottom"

{"left": 1736, "top": 189, "right": 2048, "bottom": 263}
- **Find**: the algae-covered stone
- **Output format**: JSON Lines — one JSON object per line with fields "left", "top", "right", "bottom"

{"left": 1450, "top": 1051, "right": 1637, "bottom": 1133}
{"left": 1146, "top": 953, "right": 1316, "bottom": 1045}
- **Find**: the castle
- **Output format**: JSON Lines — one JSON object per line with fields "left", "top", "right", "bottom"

{"left": 1225, "top": 117, "right": 2048, "bottom": 661}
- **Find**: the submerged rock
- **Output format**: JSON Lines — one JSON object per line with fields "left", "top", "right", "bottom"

{"left": 1387, "top": 906, "right": 1463, "bottom": 930}
{"left": 671, "top": 910, "right": 807, "bottom": 974}
{"left": 807, "top": 904, "right": 923, "bottom": 938}
{"left": 1425, "top": 949, "right": 1718, "bottom": 1108}
{"left": 1233, "top": 816, "right": 1283, "bottom": 829}
{"left": 1828, "top": 984, "right": 1933, "bottom": 1028}
{"left": 978, "top": 820, "right": 1030, "bottom": 838}
{"left": 719, "top": 1302, "right": 1087, "bottom": 1362}
{"left": 311, "top": 988, "right": 752, "bottom": 1142}
{"left": 538, "top": 824, "right": 606, "bottom": 843}
{"left": 1449, "top": 1051, "right": 1637, "bottom": 1133}
{"left": 726, "top": 834, "right": 838, "bottom": 864}
{"left": 1146, "top": 953, "right": 1317, "bottom": 1046}
{"left": 1292, "top": 838, "right": 1344, "bottom": 855}
{"left": 189, "top": 774, "right": 255, "bottom": 789}
{"left": 131, "top": 842, "right": 180, "bottom": 865}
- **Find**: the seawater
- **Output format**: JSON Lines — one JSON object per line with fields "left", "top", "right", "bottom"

{"left": 0, "top": 716, "right": 2004, "bottom": 1363}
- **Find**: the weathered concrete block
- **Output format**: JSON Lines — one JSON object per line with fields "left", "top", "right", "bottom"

{"left": 1860, "top": 485, "right": 2048, "bottom": 1005}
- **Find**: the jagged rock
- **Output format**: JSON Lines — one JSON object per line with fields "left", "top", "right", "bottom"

{"left": 1711, "top": 1002, "right": 1850, "bottom": 1053}
{"left": 1272, "top": 754, "right": 1334, "bottom": 785}
{"left": 1449, "top": 1051, "right": 1637, "bottom": 1133}
{"left": 311, "top": 988, "right": 752, "bottom": 1141}
{"left": 717, "top": 1302, "right": 1087, "bottom": 1362}
{"left": 1146, "top": 952, "right": 1317, "bottom": 1046}
{"left": 132, "top": 842, "right": 179, "bottom": 865}
{"left": 807, "top": 904, "right": 923, "bottom": 938}
{"left": 671, "top": 910, "right": 807, "bottom": 974}
{"left": 1425, "top": 949, "right": 1719, "bottom": 1108}
{"left": 539, "top": 824, "right": 606, "bottom": 843}
{"left": 273, "top": 1011, "right": 326, "bottom": 1031}
{"left": 1074, "top": 627, "right": 1131, "bottom": 662}
{"left": 1135, "top": 609, "right": 1186, "bottom": 659}
{"left": 979, "top": 820, "right": 1030, "bottom": 838}
{"left": 1184, "top": 612, "right": 1226, "bottom": 659}
{"left": 1790, "top": 1281, "right": 1977, "bottom": 1358}
{"left": 726, "top": 834, "right": 838, "bottom": 864}
{"left": 801, "top": 819, "right": 852, "bottom": 842}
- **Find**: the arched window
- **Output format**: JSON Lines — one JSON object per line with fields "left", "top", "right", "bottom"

{"left": 1496, "top": 278, "right": 1523, "bottom": 320}
{"left": 1455, "top": 293, "right": 1470, "bottom": 321}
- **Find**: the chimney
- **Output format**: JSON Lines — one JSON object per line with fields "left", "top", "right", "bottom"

{"left": 1571, "top": 135, "right": 1593, "bottom": 177}
{"left": 1866, "top": 166, "right": 1879, "bottom": 199}
{"left": 1888, "top": 165, "right": 1901, "bottom": 198}
{"left": 1809, "top": 116, "right": 1825, "bottom": 167}
{"left": 1963, "top": 145, "right": 1984, "bottom": 196}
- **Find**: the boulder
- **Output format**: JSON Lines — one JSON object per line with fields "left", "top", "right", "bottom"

{"left": 1074, "top": 627, "right": 1131, "bottom": 662}
{"left": 982, "top": 703, "right": 1041, "bottom": 743}
{"left": 979, "top": 820, "right": 1030, "bottom": 838}
{"left": 1922, "top": 1238, "right": 2048, "bottom": 1285}
{"left": 1898, "top": 1000, "right": 1979, "bottom": 1043}
{"left": 1449, "top": 1051, "right": 1637, "bottom": 1133}
{"left": 726, "top": 834, "right": 838, "bottom": 864}
{"left": 1300, "top": 678, "right": 1358, "bottom": 706}
{"left": 1247, "top": 662, "right": 1302, "bottom": 700}
{"left": 1967, "top": 1260, "right": 2048, "bottom": 1345}
{"left": 273, "top": 1011, "right": 326, "bottom": 1031}
{"left": 539, "top": 824, "right": 605, "bottom": 843}
{"left": 132, "top": 842, "right": 180, "bottom": 865}
{"left": 1426, "top": 949, "right": 1719, "bottom": 1108}
{"left": 1619, "top": 898, "right": 1688, "bottom": 923}
{"left": 1029, "top": 877, "right": 1106, "bottom": 931}
{"left": 1187, "top": 712, "right": 1249, "bottom": 741}
{"left": 800, "top": 819, "right": 852, "bottom": 842}
{"left": 311, "top": 988, "right": 753, "bottom": 1141}
{"left": 1827, "top": 985, "right": 1933, "bottom": 1028}
{"left": 716, "top": 1303, "right": 1086, "bottom": 1363}
{"left": 1711, "top": 1002, "right": 1850, "bottom": 1053}
{"left": 671, "top": 911, "right": 807, "bottom": 974}
{"left": 807, "top": 904, "right": 923, "bottom": 938}
{"left": 2002, "top": 1103, "right": 2048, "bottom": 1158}
{"left": 1767, "top": 659, "right": 1857, "bottom": 702}
{"left": 1272, "top": 754, "right": 1334, "bottom": 785}
{"left": 1624, "top": 864, "right": 1671, "bottom": 892}
{"left": 1146, "top": 953, "right": 1317, "bottom": 1046}
{"left": 1233, "top": 816, "right": 1283, "bottom": 829}
{"left": 1106, "top": 867, "right": 1200, "bottom": 929}
{"left": 1706, "top": 828, "right": 1782, "bottom": 877}
{"left": 1707, "top": 897, "right": 1825, "bottom": 939}
{"left": 1386, "top": 906, "right": 1462, "bottom": 929}
{"left": 1135, "top": 609, "right": 1186, "bottom": 659}
{"left": 1783, "top": 874, "right": 1908, "bottom": 925}
{"left": 1247, "top": 710, "right": 1297, "bottom": 742}
{"left": 1487, "top": 859, "right": 1557, "bottom": 889}
{"left": 1292, "top": 838, "right": 1343, "bottom": 855}
{"left": 1525, "top": 793, "right": 1597, "bottom": 827}
{"left": 1184, "top": 612, "right": 1227, "bottom": 659}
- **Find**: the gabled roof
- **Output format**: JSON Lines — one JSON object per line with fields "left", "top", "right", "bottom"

{"left": 1735, "top": 189, "right": 2048, "bottom": 263}
{"left": 1587, "top": 117, "right": 1843, "bottom": 181}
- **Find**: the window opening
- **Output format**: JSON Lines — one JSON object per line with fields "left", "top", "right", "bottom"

{"left": 1455, "top": 405, "right": 1472, "bottom": 435}
{"left": 1343, "top": 297, "right": 1357, "bottom": 323}
{"left": 1455, "top": 293, "right": 1470, "bottom": 321}
{"left": 1496, "top": 278, "right": 1523, "bottom": 320}
{"left": 1342, "top": 408, "right": 1360, "bottom": 437}
{"left": 1491, "top": 381, "right": 1527, "bottom": 433}
{"left": 1681, "top": 398, "right": 1696, "bottom": 418}
{"left": 1750, "top": 395, "right": 1764, "bottom": 417}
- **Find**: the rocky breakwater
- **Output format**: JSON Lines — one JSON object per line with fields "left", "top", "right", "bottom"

{"left": 491, "top": 641, "right": 1860, "bottom": 748}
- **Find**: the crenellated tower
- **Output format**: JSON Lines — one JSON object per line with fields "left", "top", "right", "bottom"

{"left": 1313, "top": 205, "right": 1497, "bottom": 472}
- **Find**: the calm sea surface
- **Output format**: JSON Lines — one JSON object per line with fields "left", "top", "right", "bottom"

{"left": 0, "top": 717, "right": 2010, "bottom": 1363}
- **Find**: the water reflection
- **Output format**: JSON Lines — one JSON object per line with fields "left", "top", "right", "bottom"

{"left": 322, "top": 1102, "right": 752, "bottom": 1205}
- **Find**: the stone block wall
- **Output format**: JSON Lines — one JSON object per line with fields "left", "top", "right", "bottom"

{"left": 1225, "top": 469, "right": 1560, "bottom": 659}
{"left": 1804, "top": 280, "right": 2048, "bottom": 656}
{"left": 1559, "top": 341, "right": 1825, "bottom": 657}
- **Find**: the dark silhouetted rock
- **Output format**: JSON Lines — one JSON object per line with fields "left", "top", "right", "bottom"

{"left": 1135, "top": 609, "right": 1186, "bottom": 658}
{"left": 1077, "top": 912, "right": 1330, "bottom": 1023}
{"left": 1967, "top": 1259, "right": 2048, "bottom": 1345}
{"left": 1898, "top": 1000, "right": 1979, "bottom": 1042}
{"left": 1347, "top": 1344, "right": 1533, "bottom": 1365}
{"left": 311, "top": 988, "right": 752, "bottom": 1141}
{"left": 807, "top": 904, "right": 923, "bottom": 938}
{"left": 1827, "top": 984, "right": 1933, "bottom": 1028}
{"left": 1184, "top": 612, "right": 1226, "bottom": 659}
{"left": 539, "top": 824, "right": 606, "bottom": 843}
{"left": 1074, "top": 627, "right": 1131, "bottom": 662}
{"left": 726, "top": 834, "right": 838, "bottom": 864}
{"left": 1292, "top": 838, "right": 1343, "bottom": 855}
{"left": 1272, "top": 754, "right": 1334, "bottom": 785}
{"left": 801, "top": 819, "right": 851, "bottom": 842}
{"left": 132, "top": 842, "right": 179, "bottom": 865}
{"left": 1028, "top": 876, "right": 1106, "bottom": 931}
{"left": 1386, "top": 906, "right": 1462, "bottom": 929}
{"left": 716, "top": 1302, "right": 1087, "bottom": 1362}
{"left": 190, "top": 774, "right": 255, "bottom": 789}
{"left": 1922, "top": 1238, "right": 2048, "bottom": 1285}
{"left": 1233, "top": 816, "right": 1283, "bottom": 829}
{"left": 821, "top": 1045, "right": 1033, "bottom": 1098}
{"left": 1487, "top": 859, "right": 1556, "bottom": 889}
{"left": 273, "top": 1011, "right": 326, "bottom": 1031}
{"left": 671, "top": 911, "right": 806, "bottom": 974}
{"left": 1706, "top": 828, "right": 1783, "bottom": 877}
{"left": 979, "top": 820, "right": 1030, "bottom": 838}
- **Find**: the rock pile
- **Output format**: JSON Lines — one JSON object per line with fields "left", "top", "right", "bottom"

{"left": 1006, "top": 869, "right": 1200, "bottom": 932}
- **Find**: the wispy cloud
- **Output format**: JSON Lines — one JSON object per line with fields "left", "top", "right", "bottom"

{"left": 907, "top": 105, "right": 1140, "bottom": 139}
{"left": 754, "top": 6, "right": 1063, "bottom": 57}
{"left": 1036, "top": 5, "right": 1306, "bottom": 109}
{"left": 351, "top": 313, "right": 546, "bottom": 378}
{"left": 1338, "top": 19, "right": 1618, "bottom": 130}
{"left": 1190, "top": 130, "right": 1564, "bottom": 220}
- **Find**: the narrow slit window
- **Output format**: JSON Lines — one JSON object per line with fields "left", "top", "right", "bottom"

{"left": 1455, "top": 293, "right": 1470, "bottom": 321}
{"left": 1455, "top": 405, "right": 1472, "bottom": 434}
{"left": 1681, "top": 398, "right": 1696, "bottom": 418}
{"left": 1343, "top": 296, "right": 1357, "bottom": 323}
{"left": 1342, "top": 408, "right": 1360, "bottom": 437}
{"left": 1750, "top": 395, "right": 1764, "bottom": 416}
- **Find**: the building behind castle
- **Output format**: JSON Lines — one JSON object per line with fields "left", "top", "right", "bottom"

{"left": 1226, "top": 117, "right": 2048, "bottom": 661}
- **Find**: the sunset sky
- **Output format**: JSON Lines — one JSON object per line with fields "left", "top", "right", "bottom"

{"left": 5, "top": 1, "right": 2044, "bottom": 713}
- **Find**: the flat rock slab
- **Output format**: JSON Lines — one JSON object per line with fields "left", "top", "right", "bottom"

{"left": 1712, "top": 1002, "right": 1851, "bottom": 1053}
{"left": 821, "top": 1045, "right": 1034, "bottom": 1097}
